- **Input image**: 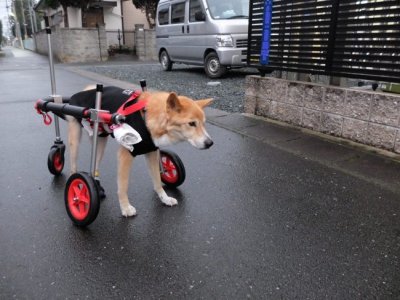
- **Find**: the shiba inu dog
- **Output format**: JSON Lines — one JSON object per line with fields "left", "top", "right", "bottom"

{"left": 67, "top": 86, "right": 213, "bottom": 217}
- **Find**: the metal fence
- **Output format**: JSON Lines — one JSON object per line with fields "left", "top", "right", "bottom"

{"left": 106, "top": 30, "right": 135, "bottom": 50}
{"left": 247, "top": 0, "right": 400, "bottom": 83}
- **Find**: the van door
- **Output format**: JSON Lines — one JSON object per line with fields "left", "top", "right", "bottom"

{"left": 184, "top": 0, "right": 208, "bottom": 63}
{"left": 165, "top": 0, "right": 188, "bottom": 61}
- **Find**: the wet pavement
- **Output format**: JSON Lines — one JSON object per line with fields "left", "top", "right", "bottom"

{"left": 0, "top": 47, "right": 399, "bottom": 299}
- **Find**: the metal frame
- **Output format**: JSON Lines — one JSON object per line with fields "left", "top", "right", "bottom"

{"left": 43, "top": 14, "right": 103, "bottom": 178}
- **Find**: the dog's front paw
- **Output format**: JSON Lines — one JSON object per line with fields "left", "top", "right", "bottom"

{"left": 160, "top": 195, "right": 178, "bottom": 206}
{"left": 121, "top": 204, "right": 137, "bottom": 217}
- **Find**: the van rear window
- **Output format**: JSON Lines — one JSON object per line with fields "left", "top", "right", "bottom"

{"left": 171, "top": 2, "right": 185, "bottom": 24}
{"left": 158, "top": 7, "right": 169, "bottom": 25}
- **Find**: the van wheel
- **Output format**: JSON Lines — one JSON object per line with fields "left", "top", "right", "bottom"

{"left": 204, "top": 52, "right": 227, "bottom": 78}
{"left": 160, "top": 50, "right": 173, "bottom": 71}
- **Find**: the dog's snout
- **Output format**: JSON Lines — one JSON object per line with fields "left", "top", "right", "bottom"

{"left": 204, "top": 138, "right": 213, "bottom": 149}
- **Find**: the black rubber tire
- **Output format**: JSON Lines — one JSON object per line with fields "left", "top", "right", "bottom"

{"left": 47, "top": 144, "right": 65, "bottom": 176}
{"left": 65, "top": 172, "right": 100, "bottom": 227}
{"left": 160, "top": 150, "right": 186, "bottom": 188}
{"left": 160, "top": 50, "right": 173, "bottom": 71}
{"left": 204, "top": 52, "right": 227, "bottom": 78}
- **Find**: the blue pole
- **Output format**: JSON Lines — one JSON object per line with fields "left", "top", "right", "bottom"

{"left": 260, "top": 0, "right": 273, "bottom": 65}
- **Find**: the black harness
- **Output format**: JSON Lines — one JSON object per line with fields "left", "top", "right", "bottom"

{"left": 69, "top": 86, "right": 158, "bottom": 156}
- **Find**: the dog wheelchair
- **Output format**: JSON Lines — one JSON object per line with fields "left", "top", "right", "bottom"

{"left": 34, "top": 17, "right": 185, "bottom": 227}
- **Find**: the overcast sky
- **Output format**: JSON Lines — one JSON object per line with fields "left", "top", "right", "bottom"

{"left": 0, "top": 0, "right": 11, "bottom": 35}
{"left": 0, "top": 0, "right": 38, "bottom": 36}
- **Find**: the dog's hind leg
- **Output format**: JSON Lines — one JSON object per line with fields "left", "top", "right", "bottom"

{"left": 88, "top": 135, "right": 108, "bottom": 177}
{"left": 117, "top": 146, "right": 137, "bottom": 217}
{"left": 67, "top": 117, "right": 82, "bottom": 174}
{"left": 92, "top": 136, "right": 108, "bottom": 198}
{"left": 145, "top": 150, "right": 178, "bottom": 206}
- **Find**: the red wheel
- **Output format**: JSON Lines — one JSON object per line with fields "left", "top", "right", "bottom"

{"left": 65, "top": 172, "right": 100, "bottom": 227}
{"left": 160, "top": 150, "right": 186, "bottom": 188}
{"left": 47, "top": 144, "right": 65, "bottom": 175}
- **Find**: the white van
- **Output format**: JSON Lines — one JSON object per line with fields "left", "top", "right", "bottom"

{"left": 156, "top": 0, "right": 249, "bottom": 78}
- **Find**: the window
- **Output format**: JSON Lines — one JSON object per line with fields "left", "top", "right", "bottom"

{"left": 207, "top": 0, "right": 249, "bottom": 19}
{"left": 189, "top": 0, "right": 203, "bottom": 22}
{"left": 158, "top": 6, "right": 169, "bottom": 25}
{"left": 171, "top": 2, "right": 185, "bottom": 24}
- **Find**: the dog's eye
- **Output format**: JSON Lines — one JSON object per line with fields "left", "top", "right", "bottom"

{"left": 188, "top": 121, "right": 197, "bottom": 127}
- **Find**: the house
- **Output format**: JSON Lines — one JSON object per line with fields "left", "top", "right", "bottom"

{"left": 34, "top": 1, "right": 122, "bottom": 28}
{"left": 33, "top": 0, "right": 154, "bottom": 62}
{"left": 34, "top": 0, "right": 149, "bottom": 49}
{"left": 122, "top": 0, "right": 150, "bottom": 31}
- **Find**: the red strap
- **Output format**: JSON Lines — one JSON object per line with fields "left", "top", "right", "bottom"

{"left": 35, "top": 100, "right": 53, "bottom": 125}
{"left": 43, "top": 113, "right": 52, "bottom": 125}
{"left": 117, "top": 91, "right": 147, "bottom": 116}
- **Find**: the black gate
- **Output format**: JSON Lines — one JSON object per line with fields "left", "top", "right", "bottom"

{"left": 247, "top": 0, "right": 400, "bottom": 83}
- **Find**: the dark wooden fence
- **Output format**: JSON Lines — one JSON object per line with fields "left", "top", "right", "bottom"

{"left": 247, "top": 0, "right": 400, "bottom": 83}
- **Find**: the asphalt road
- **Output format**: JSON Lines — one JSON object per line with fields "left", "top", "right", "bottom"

{"left": 0, "top": 47, "right": 399, "bottom": 299}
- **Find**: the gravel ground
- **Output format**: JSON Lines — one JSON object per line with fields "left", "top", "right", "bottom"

{"left": 81, "top": 63, "right": 259, "bottom": 113}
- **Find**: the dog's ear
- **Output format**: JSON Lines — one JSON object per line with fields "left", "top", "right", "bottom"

{"left": 196, "top": 98, "right": 213, "bottom": 109}
{"left": 166, "top": 92, "right": 182, "bottom": 113}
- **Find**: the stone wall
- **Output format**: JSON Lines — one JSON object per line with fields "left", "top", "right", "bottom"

{"left": 135, "top": 25, "right": 157, "bottom": 61}
{"left": 35, "top": 32, "right": 48, "bottom": 55}
{"left": 245, "top": 76, "right": 400, "bottom": 153}
{"left": 35, "top": 26, "right": 108, "bottom": 63}
{"left": 35, "top": 24, "right": 156, "bottom": 62}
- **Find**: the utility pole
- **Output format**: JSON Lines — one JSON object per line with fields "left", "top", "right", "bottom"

{"left": 28, "top": 0, "right": 36, "bottom": 50}
{"left": 19, "top": 0, "right": 28, "bottom": 39}
{"left": 5, "top": 0, "right": 13, "bottom": 41}
{"left": 29, "top": 0, "right": 37, "bottom": 33}
{"left": 12, "top": 0, "right": 25, "bottom": 49}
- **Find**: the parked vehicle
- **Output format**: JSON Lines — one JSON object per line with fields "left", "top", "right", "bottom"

{"left": 156, "top": 0, "right": 249, "bottom": 78}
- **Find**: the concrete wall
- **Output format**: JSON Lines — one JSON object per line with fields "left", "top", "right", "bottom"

{"left": 245, "top": 76, "right": 400, "bottom": 154}
{"left": 22, "top": 38, "right": 36, "bottom": 51}
{"left": 134, "top": 25, "right": 157, "bottom": 61}
{"left": 35, "top": 26, "right": 108, "bottom": 63}
{"left": 35, "top": 24, "right": 156, "bottom": 62}
{"left": 35, "top": 32, "right": 48, "bottom": 54}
